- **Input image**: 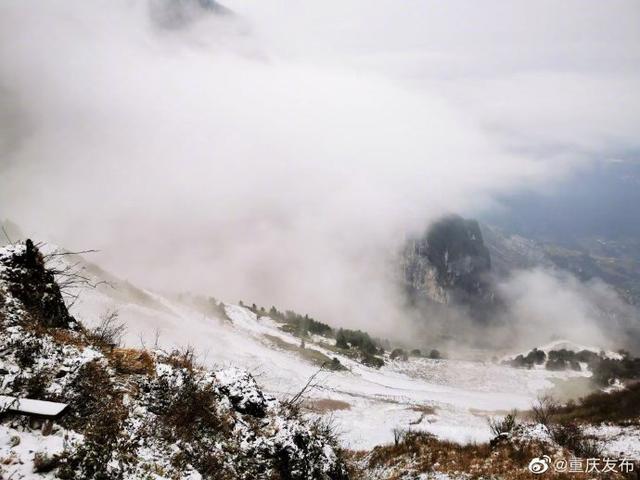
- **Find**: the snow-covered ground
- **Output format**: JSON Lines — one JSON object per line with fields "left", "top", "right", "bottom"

{"left": 0, "top": 425, "right": 74, "bottom": 480}
{"left": 584, "top": 424, "right": 640, "bottom": 459}
{"left": 58, "top": 252, "right": 595, "bottom": 450}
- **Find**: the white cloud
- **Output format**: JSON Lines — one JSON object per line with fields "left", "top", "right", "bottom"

{"left": 0, "top": 0, "right": 638, "bottom": 333}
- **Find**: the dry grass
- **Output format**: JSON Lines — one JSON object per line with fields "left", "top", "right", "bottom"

{"left": 22, "top": 322, "right": 87, "bottom": 349}
{"left": 263, "top": 333, "right": 336, "bottom": 368}
{"left": 48, "top": 328, "right": 87, "bottom": 348}
{"left": 109, "top": 348, "right": 155, "bottom": 375}
{"left": 353, "top": 431, "right": 630, "bottom": 480}
{"left": 164, "top": 347, "right": 197, "bottom": 371}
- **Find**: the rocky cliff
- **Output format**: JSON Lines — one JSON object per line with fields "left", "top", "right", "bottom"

{"left": 402, "top": 215, "right": 497, "bottom": 318}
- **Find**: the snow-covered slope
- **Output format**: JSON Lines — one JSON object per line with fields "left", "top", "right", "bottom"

{"left": 57, "top": 249, "right": 592, "bottom": 449}
{"left": 0, "top": 242, "right": 350, "bottom": 479}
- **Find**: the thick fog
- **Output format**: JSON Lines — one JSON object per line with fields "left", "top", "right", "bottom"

{"left": 1, "top": 0, "right": 639, "bottom": 348}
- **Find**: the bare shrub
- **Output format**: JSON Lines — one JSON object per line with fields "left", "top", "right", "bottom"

{"left": 283, "top": 365, "right": 326, "bottom": 414}
{"left": 88, "top": 309, "right": 125, "bottom": 348}
{"left": 488, "top": 410, "right": 518, "bottom": 437}
{"left": 392, "top": 427, "right": 405, "bottom": 446}
{"left": 56, "top": 360, "right": 130, "bottom": 479}
{"left": 550, "top": 422, "right": 602, "bottom": 458}
{"left": 163, "top": 374, "right": 228, "bottom": 442}
{"left": 165, "top": 346, "right": 196, "bottom": 371}
{"left": 531, "top": 394, "right": 559, "bottom": 427}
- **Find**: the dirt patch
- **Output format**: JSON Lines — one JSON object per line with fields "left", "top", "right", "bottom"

{"left": 469, "top": 408, "right": 513, "bottom": 417}
{"left": 304, "top": 399, "right": 351, "bottom": 413}
{"left": 410, "top": 405, "right": 437, "bottom": 415}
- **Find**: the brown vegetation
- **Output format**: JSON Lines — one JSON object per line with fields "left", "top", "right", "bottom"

{"left": 553, "top": 382, "right": 640, "bottom": 425}
{"left": 109, "top": 348, "right": 155, "bottom": 375}
{"left": 351, "top": 431, "right": 628, "bottom": 480}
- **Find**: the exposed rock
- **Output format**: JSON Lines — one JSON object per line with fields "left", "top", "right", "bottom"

{"left": 402, "top": 215, "right": 497, "bottom": 317}
{"left": 215, "top": 367, "right": 271, "bottom": 417}
{"left": 0, "top": 239, "right": 75, "bottom": 329}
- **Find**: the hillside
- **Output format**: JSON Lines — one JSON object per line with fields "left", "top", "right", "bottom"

{"left": 2, "top": 240, "right": 640, "bottom": 479}
{"left": 0, "top": 241, "right": 349, "bottom": 479}
{"left": 34, "top": 243, "right": 599, "bottom": 449}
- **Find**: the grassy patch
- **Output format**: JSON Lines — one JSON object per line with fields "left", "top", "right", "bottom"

{"left": 263, "top": 334, "right": 339, "bottom": 369}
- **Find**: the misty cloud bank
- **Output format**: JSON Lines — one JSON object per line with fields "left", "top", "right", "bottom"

{"left": 1, "top": 0, "right": 638, "bottom": 350}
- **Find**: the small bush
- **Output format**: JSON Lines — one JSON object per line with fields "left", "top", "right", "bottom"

{"left": 163, "top": 374, "right": 228, "bottom": 442}
{"left": 327, "top": 357, "right": 346, "bottom": 371}
{"left": 359, "top": 352, "right": 385, "bottom": 369}
{"left": 110, "top": 348, "right": 154, "bottom": 375}
{"left": 392, "top": 427, "right": 405, "bottom": 446}
{"left": 12, "top": 337, "right": 43, "bottom": 368}
{"left": 390, "top": 348, "right": 408, "bottom": 361}
{"left": 56, "top": 361, "right": 131, "bottom": 480}
{"left": 428, "top": 349, "right": 441, "bottom": 360}
{"left": 33, "top": 452, "right": 61, "bottom": 473}
{"left": 88, "top": 309, "right": 125, "bottom": 348}
{"left": 165, "top": 346, "right": 196, "bottom": 371}
{"left": 550, "top": 422, "right": 602, "bottom": 458}
{"left": 488, "top": 410, "right": 518, "bottom": 437}
{"left": 335, "top": 329, "right": 382, "bottom": 355}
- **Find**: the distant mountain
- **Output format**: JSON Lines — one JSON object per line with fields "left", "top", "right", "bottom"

{"left": 482, "top": 224, "right": 640, "bottom": 306}
{"left": 401, "top": 215, "right": 499, "bottom": 320}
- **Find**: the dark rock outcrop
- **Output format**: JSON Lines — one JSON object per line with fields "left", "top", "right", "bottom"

{"left": 0, "top": 239, "right": 75, "bottom": 329}
{"left": 402, "top": 215, "right": 498, "bottom": 319}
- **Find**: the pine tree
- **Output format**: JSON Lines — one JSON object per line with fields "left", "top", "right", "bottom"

{"left": 336, "top": 329, "right": 348, "bottom": 349}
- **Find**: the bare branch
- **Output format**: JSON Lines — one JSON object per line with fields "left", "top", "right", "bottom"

{"left": 284, "top": 363, "right": 328, "bottom": 411}
{"left": 88, "top": 309, "right": 126, "bottom": 348}
{"left": 43, "top": 248, "right": 113, "bottom": 308}
{"left": 1, "top": 226, "right": 13, "bottom": 245}
{"left": 44, "top": 249, "right": 100, "bottom": 257}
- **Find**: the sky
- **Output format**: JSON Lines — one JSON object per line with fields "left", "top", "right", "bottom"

{"left": 0, "top": 0, "right": 639, "bottom": 345}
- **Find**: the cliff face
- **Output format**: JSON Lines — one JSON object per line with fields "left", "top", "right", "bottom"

{"left": 402, "top": 215, "right": 496, "bottom": 315}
